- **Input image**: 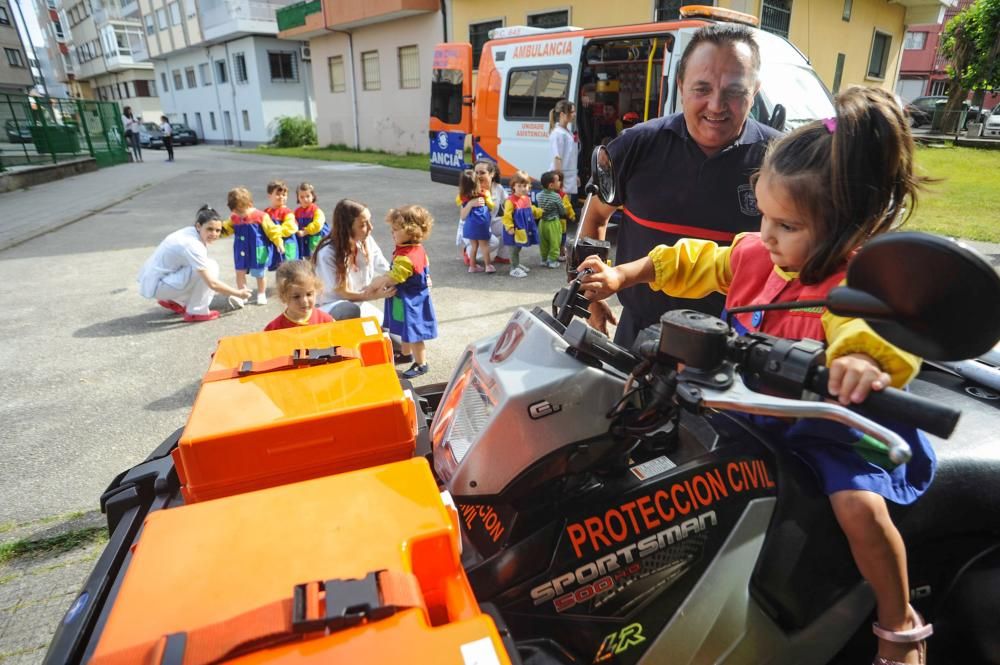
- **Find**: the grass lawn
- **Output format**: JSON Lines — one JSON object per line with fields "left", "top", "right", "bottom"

{"left": 245, "top": 144, "right": 428, "bottom": 171}
{"left": 910, "top": 144, "right": 1000, "bottom": 243}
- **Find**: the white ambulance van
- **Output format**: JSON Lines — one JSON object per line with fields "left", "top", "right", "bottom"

{"left": 429, "top": 6, "right": 834, "bottom": 185}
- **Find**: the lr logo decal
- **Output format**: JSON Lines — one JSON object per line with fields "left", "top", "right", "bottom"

{"left": 593, "top": 623, "right": 645, "bottom": 662}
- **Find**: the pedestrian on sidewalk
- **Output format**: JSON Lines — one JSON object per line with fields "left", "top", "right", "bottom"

{"left": 122, "top": 106, "right": 142, "bottom": 162}
{"left": 160, "top": 115, "right": 174, "bottom": 162}
{"left": 138, "top": 205, "right": 251, "bottom": 322}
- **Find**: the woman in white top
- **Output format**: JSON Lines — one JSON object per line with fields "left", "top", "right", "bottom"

{"left": 548, "top": 99, "right": 579, "bottom": 199}
{"left": 137, "top": 205, "right": 251, "bottom": 322}
{"left": 121, "top": 106, "right": 142, "bottom": 163}
{"left": 313, "top": 199, "right": 394, "bottom": 323}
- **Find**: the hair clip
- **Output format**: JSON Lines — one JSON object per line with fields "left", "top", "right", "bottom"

{"left": 822, "top": 117, "right": 837, "bottom": 134}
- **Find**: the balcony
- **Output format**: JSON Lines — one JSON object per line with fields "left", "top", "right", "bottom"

{"left": 200, "top": 0, "right": 300, "bottom": 41}
{"left": 890, "top": 0, "right": 956, "bottom": 25}
{"left": 276, "top": 0, "right": 323, "bottom": 39}
{"left": 277, "top": 0, "right": 438, "bottom": 37}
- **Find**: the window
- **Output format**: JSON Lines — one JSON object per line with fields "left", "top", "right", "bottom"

{"left": 267, "top": 51, "right": 297, "bottom": 81}
{"left": 504, "top": 66, "right": 571, "bottom": 119}
{"left": 144, "top": 14, "right": 154, "bottom": 35}
{"left": 867, "top": 30, "right": 891, "bottom": 80}
{"left": 53, "top": 19, "right": 64, "bottom": 39}
{"left": 653, "top": 0, "right": 700, "bottom": 21}
{"left": 760, "top": 0, "right": 791, "bottom": 39}
{"left": 185, "top": 66, "right": 196, "bottom": 87}
{"left": 526, "top": 9, "right": 568, "bottom": 29}
{"left": 184, "top": 0, "right": 195, "bottom": 16}
{"left": 195, "top": 111, "right": 202, "bottom": 131}
{"left": 173, "top": 68, "right": 183, "bottom": 89}
{"left": 842, "top": 0, "right": 852, "bottom": 21}
{"left": 169, "top": 2, "right": 180, "bottom": 25}
{"left": 0, "top": 7, "right": 10, "bottom": 25}
{"left": 361, "top": 50, "right": 380, "bottom": 90}
{"left": 233, "top": 53, "right": 248, "bottom": 83}
{"left": 431, "top": 67, "right": 463, "bottom": 124}
{"left": 832, "top": 52, "right": 846, "bottom": 93}
{"left": 135, "top": 79, "right": 153, "bottom": 96}
{"left": 398, "top": 45, "right": 419, "bottom": 89}
{"left": 469, "top": 20, "right": 502, "bottom": 69}
{"left": 160, "top": 71, "right": 168, "bottom": 91}
{"left": 209, "top": 111, "right": 216, "bottom": 130}
{"left": 199, "top": 62, "right": 211, "bottom": 85}
{"left": 5, "top": 48, "right": 25, "bottom": 68}
{"left": 215, "top": 59, "right": 228, "bottom": 83}
{"left": 156, "top": 7, "right": 167, "bottom": 29}
{"left": 328, "top": 55, "right": 345, "bottom": 92}
{"left": 904, "top": 31, "right": 927, "bottom": 50}
{"left": 242, "top": 109, "right": 250, "bottom": 130}
{"left": 930, "top": 79, "right": 947, "bottom": 96}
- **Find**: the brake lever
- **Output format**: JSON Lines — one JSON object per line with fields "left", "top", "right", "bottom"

{"left": 686, "top": 378, "right": 913, "bottom": 465}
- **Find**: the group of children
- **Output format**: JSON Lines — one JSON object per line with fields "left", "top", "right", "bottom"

{"left": 217, "top": 180, "right": 438, "bottom": 378}
{"left": 458, "top": 167, "right": 576, "bottom": 278}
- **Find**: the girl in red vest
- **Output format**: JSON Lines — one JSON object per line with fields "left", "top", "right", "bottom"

{"left": 580, "top": 87, "right": 933, "bottom": 665}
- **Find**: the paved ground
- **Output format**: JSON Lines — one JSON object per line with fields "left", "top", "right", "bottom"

{"left": 0, "top": 145, "right": 601, "bottom": 662}
{"left": 1, "top": 144, "right": 997, "bottom": 663}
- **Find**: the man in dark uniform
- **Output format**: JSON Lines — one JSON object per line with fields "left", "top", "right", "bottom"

{"left": 579, "top": 23, "right": 782, "bottom": 347}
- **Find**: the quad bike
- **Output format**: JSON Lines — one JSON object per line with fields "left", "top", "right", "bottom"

{"left": 45, "top": 152, "right": 1000, "bottom": 665}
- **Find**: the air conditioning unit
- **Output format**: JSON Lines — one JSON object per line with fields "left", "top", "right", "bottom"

{"left": 300, "top": 44, "right": 311, "bottom": 61}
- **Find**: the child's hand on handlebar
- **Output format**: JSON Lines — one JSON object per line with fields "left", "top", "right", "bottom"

{"left": 577, "top": 256, "right": 624, "bottom": 300}
{"left": 827, "top": 353, "right": 891, "bottom": 405}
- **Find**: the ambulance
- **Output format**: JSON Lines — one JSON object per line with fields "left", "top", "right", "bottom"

{"left": 429, "top": 5, "right": 834, "bottom": 185}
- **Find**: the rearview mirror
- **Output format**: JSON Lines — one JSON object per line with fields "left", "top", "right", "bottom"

{"left": 568, "top": 146, "right": 616, "bottom": 277}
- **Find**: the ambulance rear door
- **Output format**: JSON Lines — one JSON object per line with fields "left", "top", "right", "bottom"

{"left": 491, "top": 35, "right": 584, "bottom": 183}
{"left": 430, "top": 43, "right": 473, "bottom": 184}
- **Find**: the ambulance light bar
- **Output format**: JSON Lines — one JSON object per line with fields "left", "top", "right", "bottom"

{"left": 678, "top": 5, "right": 760, "bottom": 27}
{"left": 489, "top": 25, "right": 583, "bottom": 40}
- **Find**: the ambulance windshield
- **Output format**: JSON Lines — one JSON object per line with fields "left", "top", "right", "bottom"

{"left": 753, "top": 30, "right": 835, "bottom": 130}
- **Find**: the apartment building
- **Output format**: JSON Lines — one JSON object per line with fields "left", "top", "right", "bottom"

{"left": 452, "top": 0, "right": 955, "bottom": 96}
{"left": 141, "top": 0, "right": 314, "bottom": 145}
{"left": 31, "top": 0, "right": 160, "bottom": 116}
{"left": 0, "top": 0, "right": 34, "bottom": 93}
{"left": 277, "top": 0, "right": 442, "bottom": 154}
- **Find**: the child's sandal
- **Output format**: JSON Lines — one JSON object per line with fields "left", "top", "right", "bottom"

{"left": 872, "top": 607, "right": 932, "bottom": 665}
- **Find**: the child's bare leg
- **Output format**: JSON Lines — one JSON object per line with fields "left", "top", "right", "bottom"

{"left": 401, "top": 342, "right": 412, "bottom": 357}
{"left": 256, "top": 276, "right": 267, "bottom": 295}
{"left": 410, "top": 341, "right": 426, "bottom": 365}
{"left": 236, "top": 269, "right": 247, "bottom": 290}
{"left": 481, "top": 239, "right": 492, "bottom": 267}
{"left": 831, "top": 490, "right": 920, "bottom": 663}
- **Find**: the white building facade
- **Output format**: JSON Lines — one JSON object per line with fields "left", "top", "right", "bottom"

{"left": 142, "top": 0, "right": 314, "bottom": 145}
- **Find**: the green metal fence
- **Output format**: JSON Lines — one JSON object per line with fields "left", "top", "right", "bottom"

{"left": 0, "top": 94, "right": 129, "bottom": 171}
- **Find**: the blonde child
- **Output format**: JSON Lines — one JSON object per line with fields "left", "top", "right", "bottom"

{"left": 580, "top": 87, "right": 934, "bottom": 665}
{"left": 457, "top": 169, "right": 496, "bottom": 273}
{"left": 263, "top": 260, "right": 333, "bottom": 331}
{"left": 536, "top": 171, "right": 567, "bottom": 268}
{"left": 501, "top": 170, "right": 542, "bottom": 278}
{"left": 264, "top": 180, "right": 299, "bottom": 266}
{"left": 224, "top": 187, "right": 284, "bottom": 305}
{"left": 369, "top": 206, "right": 437, "bottom": 379}
{"left": 293, "top": 182, "right": 328, "bottom": 259}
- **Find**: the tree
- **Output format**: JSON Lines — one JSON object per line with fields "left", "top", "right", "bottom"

{"left": 937, "top": 0, "right": 1000, "bottom": 132}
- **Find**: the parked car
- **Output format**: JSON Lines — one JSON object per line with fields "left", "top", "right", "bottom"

{"left": 906, "top": 95, "right": 976, "bottom": 129}
{"left": 170, "top": 122, "right": 199, "bottom": 145}
{"left": 139, "top": 122, "right": 163, "bottom": 149}
{"left": 4, "top": 119, "right": 34, "bottom": 143}
{"left": 984, "top": 103, "right": 1000, "bottom": 138}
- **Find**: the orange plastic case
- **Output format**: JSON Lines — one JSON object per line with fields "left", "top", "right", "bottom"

{"left": 89, "top": 458, "right": 512, "bottom": 664}
{"left": 173, "top": 318, "right": 417, "bottom": 503}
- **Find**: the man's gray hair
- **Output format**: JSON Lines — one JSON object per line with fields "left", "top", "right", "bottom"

{"left": 677, "top": 23, "right": 761, "bottom": 83}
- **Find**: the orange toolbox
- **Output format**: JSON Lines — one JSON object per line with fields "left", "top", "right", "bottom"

{"left": 88, "top": 458, "right": 513, "bottom": 664}
{"left": 173, "top": 318, "right": 417, "bottom": 503}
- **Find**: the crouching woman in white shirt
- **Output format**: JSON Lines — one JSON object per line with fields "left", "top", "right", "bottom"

{"left": 137, "top": 205, "right": 252, "bottom": 322}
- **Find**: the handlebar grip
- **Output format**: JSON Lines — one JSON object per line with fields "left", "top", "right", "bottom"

{"left": 810, "top": 367, "right": 960, "bottom": 439}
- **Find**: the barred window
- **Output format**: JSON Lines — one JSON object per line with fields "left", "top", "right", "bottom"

{"left": 199, "top": 62, "right": 211, "bottom": 85}
{"left": 469, "top": 20, "right": 501, "bottom": 70}
{"left": 328, "top": 55, "right": 345, "bottom": 93}
{"left": 160, "top": 72, "right": 168, "bottom": 92}
{"left": 172, "top": 69, "right": 183, "bottom": 89}
{"left": 361, "top": 50, "right": 380, "bottom": 91}
{"left": 242, "top": 110, "right": 250, "bottom": 130}
{"left": 234, "top": 53, "right": 248, "bottom": 83}
{"left": 185, "top": 66, "right": 196, "bottom": 88}
{"left": 398, "top": 45, "right": 419, "bottom": 89}
{"left": 268, "top": 51, "right": 297, "bottom": 82}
